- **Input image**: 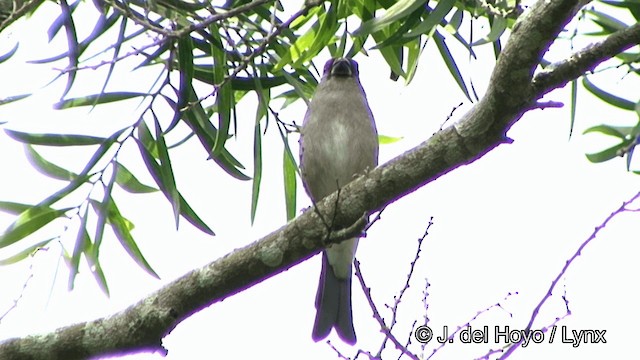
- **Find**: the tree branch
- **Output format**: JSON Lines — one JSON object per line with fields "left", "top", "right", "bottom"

{"left": 532, "top": 21, "right": 640, "bottom": 94}
{"left": 2, "top": 0, "right": 637, "bottom": 357}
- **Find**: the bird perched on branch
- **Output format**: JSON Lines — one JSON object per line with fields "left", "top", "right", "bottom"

{"left": 299, "top": 57, "right": 379, "bottom": 344}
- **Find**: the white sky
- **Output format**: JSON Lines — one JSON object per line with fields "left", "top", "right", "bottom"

{"left": 0, "top": 2, "right": 638, "bottom": 359}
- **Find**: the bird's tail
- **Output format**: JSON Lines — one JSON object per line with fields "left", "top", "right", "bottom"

{"left": 311, "top": 252, "right": 356, "bottom": 344}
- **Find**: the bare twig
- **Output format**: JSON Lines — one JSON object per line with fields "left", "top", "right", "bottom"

{"left": 500, "top": 190, "right": 640, "bottom": 358}
{"left": 375, "top": 217, "right": 434, "bottom": 358}
{"left": 354, "top": 259, "right": 420, "bottom": 360}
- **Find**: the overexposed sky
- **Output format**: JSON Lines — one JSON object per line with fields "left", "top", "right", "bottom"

{"left": 0, "top": 2, "right": 638, "bottom": 359}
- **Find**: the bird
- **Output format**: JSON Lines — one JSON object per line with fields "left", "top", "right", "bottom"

{"left": 299, "top": 57, "right": 379, "bottom": 344}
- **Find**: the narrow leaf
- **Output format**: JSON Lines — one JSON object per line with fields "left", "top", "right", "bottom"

{"left": 355, "top": 0, "right": 428, "bottom": 36}
{"left": 405, "top": 37, "right": 422, "bottom": 84}
{"left": 25, "top": 145, "right": 77, "bottom": 181}
{"left": 135, "top": 130, "right": 214, "bottom": 235}
{"left": 0, "top": 43, "right": 19, "bottom": 64}
{"left": 174, "top": 35, "right": 194, "bottom": 131}
{"left": 6, "top": 129, "right": 105, "bottom": 146}
{"left": 583, "top": 124, "right": 634, "bottom": 138}
{"left": 586, "top": 9, "right": 630, "bottom": 33}
{"left": 106, "top": 199, "right": 159, "bottom": 279}
{"left": 585, "top": 141, "right": 631, "bottom": 163}
{"left": 178, "top": 89, "right": 251, "bottom": 181}
{"left": 114, "top": 162, "right": 158, "bottom": 193}
{"left": 0, "top": 94, "right": 31, "bottom": 106}
{"left": 404, "top": 0, "right": 456, "bottom": 39}
{"left": 251, "top": 119, "right": 263, "bottom": 224}
{"left": 59, "top": 0, "right": 80, "bottom": 99}
{"left": 85, "top": 241, "right": 110, "bottom": 296}
{"left": 54, "top": 92, "right": 147, "bottom": 109}
{"left": 211, "top": 28, "right": 232, "bottom": 157}
{"left": 379, "top": 134, "right": 404, "bottom": 144}
{"left": 582, "top": 77, "right": 635, "bottom": 111}
{"left": 176, "top": 193, "right": 215, "bottom": 235}
{"left": 471, "top": 15, "right": 507, "bottom": 46}
{"left": 283, "top": 143, "right": 297, "bottom": 221}
{"left": 38, "top": 174, "right": 90, "bottom": 209}
{"left": 0, "top": 238, "right": 55, "bottom": 265}
{"left": 153, "top": 116, "right": 180, "bottom": 228}
{"left": 68, "top": 206, "right": 90, "bottom": 290}
{"left": 0, "top": 201, "right": 33, "bottom": 215}
{"left": 434, "top": 31, "right": 472, "bottom": 101}
{"left": 0, "top": 206, "right": 72, "bottom": 249}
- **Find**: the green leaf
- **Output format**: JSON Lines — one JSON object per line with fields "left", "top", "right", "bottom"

{"left": 193, "top": 68, "right": 290, "bottom": 90}
{"left": 471, "top": 15, "right": 507, "bottom": 46}
{"left": 38, "top": 175, "right": 91, "bottom": 210}
{"left": 6, "top": 129, "right": 106, "bottom": 146}
{"left": 0, "top": 238, "right": 55, "bottom": 265}
{"left": 0, "top": 43, "right": 19, "bottom": 64}
{"left": 54, "top": 92, "right": 147, "bottom": 109}
{"left": 404, "top": 0, "right": 456, "bottom": 39}
{"left": 299, "top": 2, "right": 338, "bottom": 66}
{"left": 114, "top": 162, "right": 158, "bottom": 193}
{"left": 59, "top": 0, "right": 80, "bottom": 99}
{"left": 405, "top": 37, "right": 422, "bottom": 84}
{"left": 68, "top": 206, "right": 90, "bottom": 290}
{"left": 174, "top": 34, "right": 194, "bottom": 132}
{"left": 371, "top": 6, "right": 425, "bottom": 50}
{"left": 274, "top": 15, "right": 320, "bottom": 70}
{"left": 443, "top": 7, "right": 463, "bottom": 33}
{"left": 25, "top": 145, "right": 78, "bottom": 181}
{"left": 92, "top": 160, "right": 118, "bottom": 259}
{"left": 136, "top": 127, "right": 215, "bottom": 235}
{"left": 177, "top": 88, "right": 251, "bottom": 181}
{"left": 276, "top": 119, "right": 300, "bottom": 222}
{"left": 583, "top": 124, "right": 635, "bottom": 138}
{"left": 283, "top": 142, "right": 297, "bottom": 222}
{"left": 0, "top": 94, "right": 32, "bottom": 106}
{"left": 212, "top": 54, "right": 233, "bottom": 157}
{"left": 251, "top": 117, "right": 263, "bottom": 224}
{"left": 586, "top": 9, "right": 630, "bottom": 33}
{"left": 280, "top": 71, "right": 314, "bottom": 107}
{"left": 175, "top": 193, "right": 215, "bottom": 235}
{"left": 627, "top": 142, "right": 635, "bottom": 171}
{"left": 434, "top": 31, "right": 471, "bottom": 101}
{"left": 106, "top": 198, "right": 159, "bottom": 279}
{"left": 335, "top": 23, "right": 348, "bottom": 58}
{"left": 0, "top": 206, "right": 72, "bottom": 249}
{"left": 585, "top": 141, "right": 630, "bottom": 163}
{"left": 0, "top": 201, "right": 33, "bottom": 215}
{"left": 355, "top": 0, "right": 428, "bottom": 36}
{"left": 582, "top": 77, "right": 635, "bottom": 111}
{"left": 85, "top": 241, "right": 110, "bottom": 296}
{"left": 276, "top": 3, "right": 339, "bottom": 70}
{"left": 93, "top": 15, "right": 128, "bottom": 112}
{"left": 379, "top": 134, "right": 404, "bottom": 144}
{"left": 48, "top": 0, "right": 80, "bottom": 41}
{"left": 250, "top": 77, "right": 269, "bottom": 223}
{"left": 152, "top": 116, "right": 180, "bottom": 228}
{"left": 375, "top": 33, "right": 405, "bottom": 79}
{"left": 599, "top": 0, "right": 640, "bottom": 21}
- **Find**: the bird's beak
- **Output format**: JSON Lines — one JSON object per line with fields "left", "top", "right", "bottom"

{"left": 330, "top": 58, "right": 353, "bottom": 78}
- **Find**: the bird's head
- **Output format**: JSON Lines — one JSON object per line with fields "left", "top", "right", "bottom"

{"left": 323, "top": 58, "right": 359, "bottom": 79}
